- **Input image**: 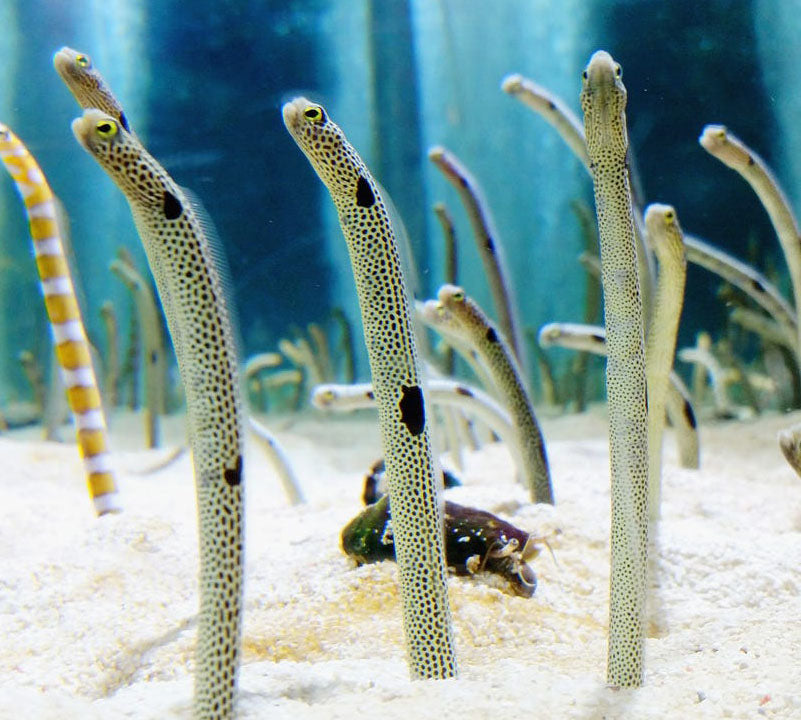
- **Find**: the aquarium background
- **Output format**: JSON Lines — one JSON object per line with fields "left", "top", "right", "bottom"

{"left": 0, "top": 0, "right": 794, "bottom": 410}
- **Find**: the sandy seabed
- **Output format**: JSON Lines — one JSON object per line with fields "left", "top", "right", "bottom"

{"left": 1, "top": 407, "right": 800, "bottom": 719}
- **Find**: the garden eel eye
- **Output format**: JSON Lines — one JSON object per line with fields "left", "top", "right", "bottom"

{"left": 96, "top": 120, "right": 118, "bottom": 139}
{"left": 76, "top": 54, "right": 92, "bottom": 69}
{"left": 664, "top": 209, "right": 675, "bottom": 223}
{"left": 303, "top": 105, "right": 326, "bottom": 124}
{"left": 714, "top": 128, "right": 727, "bottom": 140}
{"left": 581, "top": 70, "right": 588, "bottom": 80}
{"left": 614, "top": 64, "right": 622, "bottom": 78}
{"left": 451, "top": 290, "right": 465, "bottom": 302}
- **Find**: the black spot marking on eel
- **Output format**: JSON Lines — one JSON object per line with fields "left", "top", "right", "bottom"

{"left": 683, "top": 399, "right": 698, "bottom": 429}
{"left": 455, "top": 385, "right": 473, "bottom": 397}
{"left": 366, "top": 390, "right": 375, "bottom": 400}
{"left": 747, "top": 154, "right": 755, "bottom": 166}
{"left": 750, "top": 278, "right": 765, "bottom": 293}
{"left": 485, "top": 236, "right": 496, "bottom": 252}
{"left": 163, "top": 190, "right": 183, "bottom": 220}
{"left": 399, "top": 384, "right": 425, "bottom": 436}
{"left": 591, "top": 333, "right": 605, "bottom": 345}
{"left": 547, "top": 100, "right": 557, "bottom": 110}
{"left": 224, "top": 455, "right": 243, "bottom": 487}
{"left": 119, "top": 111, "right": 131, "bottom": 133}
{"left": 486, "top": 327, "right": 499, "bottom": 344}
{"left": 356, "top": 176, "right": 375, "bottom": 207}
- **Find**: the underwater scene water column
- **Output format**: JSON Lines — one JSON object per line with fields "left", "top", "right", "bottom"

{"left": 412, "top": 0, "right": 591, "bottom": 356}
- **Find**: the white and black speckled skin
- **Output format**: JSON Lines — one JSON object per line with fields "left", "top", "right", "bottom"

{"left": 580, "top": 50, "right": 649, "bottom": 688}
{"left": 71, "top": 109, "right": 244, "bottom": 719}
{"left": 437, "top": 285, "right": 553, "bottom": 505}
{"left": 283, "top": 98, "right": 457, "bottom": 680}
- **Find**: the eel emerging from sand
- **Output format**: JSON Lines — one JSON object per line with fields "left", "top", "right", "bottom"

{"left": 59, "top": 49, "right": 244, "bottom": 717}
{"left": 644, "top": 204, "right": 687, "bottom": 516}
{"left": 0, "top": 123, "right": 119, "bottom": 516}
{"left": 71, "top": 108, "right": 245, "bottom": 720}
{"left": 436, "top": 284, "right": 553, "bottom": 505}
{"left": 283, "top": 98, "right": 457, "bottom": 680}
{"left": 581, "top": 50, "right": 649, "bottom": 688}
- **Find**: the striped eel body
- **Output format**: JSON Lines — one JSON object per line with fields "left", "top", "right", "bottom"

{"left": 428, "top": 146, "right": 525, "bottom": 365}
{"left": 581, "top": 50, "right": 649, "bottom": 688}
{"left": 0, "top": 124, "right": 119, "bottom": 515}
{"left": 644, "top": 204, "right": 687, "bottom": 516}
{"left": 70, "top": 111, "right": 244, "bottom": 718}
{"left": 699, "top": 125, "right": 801, "bottom": 361}
{"left": 437, "top": 284, "right": 553, "bottom": 505}
{"left": 283, "top": 98, "right": 457, "bottom": 679}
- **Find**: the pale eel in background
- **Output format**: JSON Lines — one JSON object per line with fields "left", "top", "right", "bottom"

{"left": 70, "top": 110, "right": 244, "bottom": 719}
{"left": 428, "top": 146, "right": 525, "bottom": 366}
{"left": 538, "top": 322, "right": 699, "bottom": 470}
{"left": 581, "top": 50, "right": 649, "bottom": 688}
{"left": 644, "top": 204, "right": 687, "bottom": 517}
{"left": 502, "top": 72, "right": 655, "bottom": 318}
{"left": 437, "top": 284, "right": 553, "bottom": 505}
{"left": 0, "top": 123, "right": 119, "bottom": 515}
{"left": 283, "top": 98, "right": 457, "bottom": 679}
{"left": 310, "top": 379, "right": 521, "bottom": 477}
{"left": 109, "top": 256, "right": 166, "bottom": 448}
{"left": 700, "top": 124, "right": 801, "bottom": 363}
{"left": 683, "top": 232, "right": 797, "bottom": 350}
{"left": 501, "top": 73, "right": 590, "bottom": 169}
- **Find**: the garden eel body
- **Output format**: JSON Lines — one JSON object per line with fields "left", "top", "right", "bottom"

{"left": 683, "top": 232, "right": 797, "bottom": 347}
{"left": 502, "top": 72, "right": 655, "bottom": 313}
{"left": 778, "top": 422, "right": 801, "bottom": 478}
{"left": 428, "top": 146, "right": 525, "bottom": 365}
{"left": 501, "top": 74, "right": 590, "bottom": 169}
{"left": 700, "top": 125, "right": 801, "bottom": 362}
{"left": 311, "top": 379, "right": 519, "bottom": 472}
{"left": 0, "top": 124, "right": 119, "bottom": 515}
{"left": 581, "top": 50, "right": 649, "bottom": 688}
{"left": 283, "top": 98, "right": 457, "bottom": 679}
{"left": 644, "top": 204, "right": 687, "bottom": 516}
{"left": 71, "top": 111, "right": 244, "bottom": 719}
{"left": 437, "top": 284, "right": 553, "bottom": 504}
{"left": 538, "top": 322, "right": 699, "bottom": 469}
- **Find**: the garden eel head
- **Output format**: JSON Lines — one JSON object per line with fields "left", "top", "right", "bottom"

{"left": 53, "top": 47, "right": 132, "bottom": 133}
{"left": 282, "top": 97, "right": 358, "bottom": 193}
{"left": 71, "top": 109, "right": 155, "bottom": 203}
{"left": 580, "top": 50, "right": 628, "bottom": 154}
{"left": 698, "top": 124, "right": 750, "bottom": 169}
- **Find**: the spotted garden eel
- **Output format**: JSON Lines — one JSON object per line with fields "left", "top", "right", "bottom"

{"left": 54, "top": 47, "right": 139, "bottom": 141}
{"left": 581, "top": 50, "right": 649, "bottom": 688}
{"left": 0, "top": 123, "right": 119, "bottom": 515}
{"left": 428, "top": 146, "right": 525, "bottom": 365}
{"left": 700, "top": 125, "right": 801, "bottom": 361}
{"left": 70, "top": 110, "right": 244, "bottom": 718}
{"left": 283, "top": 98, "right": 457, "bottom": 679}
{"left": 437, "top": 284, "right": 553, "bottom": 504}
{"left": 538, "top": 322, "right": 699, "bottom": 470}
{"left": 644, "top": 204, "right": 687, "bottom": 516}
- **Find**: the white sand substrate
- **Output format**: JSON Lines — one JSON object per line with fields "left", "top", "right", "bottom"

{"left": 0, "top": 407, "right": 800, "bottom": 719}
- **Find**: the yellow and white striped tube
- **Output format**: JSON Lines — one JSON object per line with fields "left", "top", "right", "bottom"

{"left": 0, "top": 123, "right": 119, "bottom": 515}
